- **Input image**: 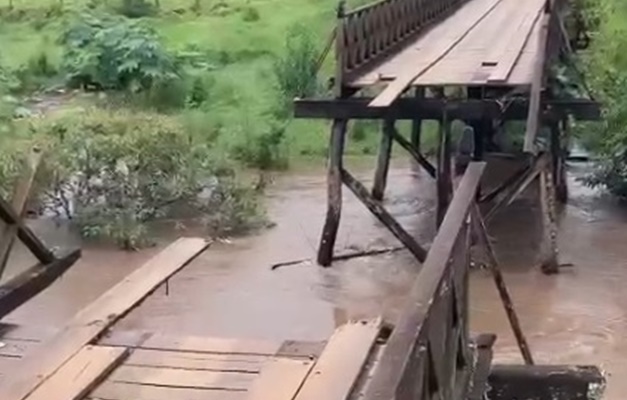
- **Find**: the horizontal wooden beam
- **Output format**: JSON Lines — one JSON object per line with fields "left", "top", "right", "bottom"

{"left": 293, "top": 98, "right": 601, "bottom": 121}
{"left": 487, "top": 365, "right": 605, "bottom": 400}
{"left": 0, "top": 249, "right": 81, "bottom": 319}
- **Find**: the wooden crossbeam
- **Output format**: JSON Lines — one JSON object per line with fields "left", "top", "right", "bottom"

{"left": 391, "top": 129, "right": 436, "bottom": 178}
{"left": 0, "top": 249, "right": 80, "bottom": 320}
{"left": 0, "top": 148, "right": 43, "bottom": 278}
{"left": 293, "top": 98, "right": 601, "bottom": 121}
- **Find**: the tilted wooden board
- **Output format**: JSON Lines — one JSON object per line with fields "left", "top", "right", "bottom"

{"left": 26, "top": 345, "right": 127, "bottom": 400}
{"left": 294, "top": 319, "right": 381, "bottom": 400}
{"left": 487, "top": 0, "right": 544, "bottom": 82}
{"left": 0, "top": 237, "right": 209, "bottom": 400}
{"left": 246, "top": 358, "right": 314, "bottom": 400}
{"left": 368, "top": 0, "right": 506, "bottom": 108}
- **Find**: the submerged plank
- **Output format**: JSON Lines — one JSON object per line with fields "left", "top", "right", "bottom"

{"left": 90, "top": 381, "right": 246, "bottom": 400}
{"left": 126, "top": 349, "right": 266, "bottom": 373}
{"left": 0, "top": 237, "right": 209, "bottom": 400}
{"left": 108, "top": 365, "right": 256, "bottom": 390}
{"left": 247, "top": 358, "right": 314, "bottom": 400}
{"left": 295, "top": 319, "right": 381, "bottom": 400}
{"left": 27, "top": 345, "right": 127, "bottom": 400}
{"left": 140, "top": 334, "right": 282, "bottom": 356}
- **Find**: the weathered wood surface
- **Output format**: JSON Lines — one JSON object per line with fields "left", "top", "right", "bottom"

{"left": 295, "top": 319, "right": 381, "bottom": 400}
{"left": 487, "top": 365, "right": 605, "bottom": 400}
{"left": 351, "top": 0, "right": 547, "bottom": 88}
{"left": 362, "top": 162, "right": 485, "bottom": 400}
{"left": 247, "top": 358, "right": 313, "bottom": 400}
{"left": 0, "top": 249, "right": 81, "bottom": 320}
{"left": 0, "top": 237, "right": 209, "bottom": 400}
{"left": 27, "top": 345, "right": 128, "bottom": 400}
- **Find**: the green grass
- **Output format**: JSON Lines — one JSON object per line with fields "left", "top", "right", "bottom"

{"left": 0, "top": 0, "right": 444, "bottom": 162}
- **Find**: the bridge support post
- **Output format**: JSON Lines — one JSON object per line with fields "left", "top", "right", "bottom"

{"left": 436, "top": 108, "right": 453, "bottom": 226}
{"left": 411, "top": 87, "right": 425, "bottom": 153}
{"left": 372, "top": 119, "right": 394, "bottom": 201}
{"left": 317, "top": 119, "right": 347, "bottom": 266}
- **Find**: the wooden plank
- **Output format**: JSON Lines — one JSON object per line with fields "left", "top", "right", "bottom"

{"left": 90, "top": 381, "right": 246, "bottom": 400}
{"left": 294, "top": 319, "right": 381, "bottom": 400}
{"left": 368, "top": 0, "right": 506, "bottom": 108}
{"left": 362, "top": 163, "right": 486, "bottom": 400}
{"left": 247, "top": 358, "right": 314, "bottom": 400}
{"left": 0, "top": 249, "right": 80, "bottom": 320}
{"left": 0, "top": 148, "right": 42, "bottom": 278}
{"left": 524, "top": 12, "right": 551, "bottom": 153}
{"left": 488, "top": 3, "right": 544, "bottom": 82}
{"left": 27, "top": 345, "right": 127, "bottom": 400}
{"left": 107, "top": 365, "right": 256, "bottom": 390}
{"left": 0, "top": 237, "right": 210, "bottom": 400}
{"left": 140, "top": 334, "right": 282, "bottom": 356}
{"left": 126, "top": 349, "right": 266, "bottom": 373}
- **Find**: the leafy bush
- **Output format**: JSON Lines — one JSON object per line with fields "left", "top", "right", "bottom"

{"left": 241, "top": 6, "right": 260, "bottom": 22}
{"left": 13, "top": 109, "right": 265, "bottom": 248}
{"left": 61, "top": 13, "right": 179, "bottom": 92}
{"left": 117, "top": 0, "right": 157, "bottom": 18}
{"left": 273, "top": 25, "right": 319, "bottom": 100}
{"left": 231, "top": 119, "right": 288, "bottom": 170}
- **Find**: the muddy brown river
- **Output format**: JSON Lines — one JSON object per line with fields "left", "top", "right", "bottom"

{"left": 1, "top": 158, "right": 626, "bottom": 399}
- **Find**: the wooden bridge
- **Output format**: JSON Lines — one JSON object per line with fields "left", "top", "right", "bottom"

{"left": 0, "top": 0, "right": 607, "bottom": 399}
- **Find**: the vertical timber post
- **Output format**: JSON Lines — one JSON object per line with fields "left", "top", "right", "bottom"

{"left": 372, "top": 119, "right": 394, "bottom": 201}
{"left": 318, "top": 119, "right": 348, "bottom": 266}
{"left": 411, "top": 87, "right": 425, "bottom": 152}
{"left": 436, "top": 106, "right": 452, "bottom": 227}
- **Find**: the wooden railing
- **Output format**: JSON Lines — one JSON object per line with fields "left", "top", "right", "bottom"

{"left": 337, "top": 0, "right": 469, "bottom": 85}
{"left": 363, "top": 162, "right": 485, "bottom": 400}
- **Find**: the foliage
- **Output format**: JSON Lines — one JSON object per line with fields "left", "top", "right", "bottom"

{"left": 230, "top": 118, "right": 289, "bottom": 170}
{"left": 273, "top": 24, "right": 320, "bottom": 101}
{"left": 241, "top": 6, "right": 260, "bottom": 22}
{"left": 116, "top": 0, "right": 157, "bottom": 18}
{"left": 9, "top": 109, "right": 265, "bottom": 248}
{"left": 578, "top": 0, "right": 627, "bottom": 195}
{"left": 60, "top": 13, "right": 179, "bottom": 91}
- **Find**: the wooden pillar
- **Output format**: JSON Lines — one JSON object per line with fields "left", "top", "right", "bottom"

{"left": 372, "top": 118, "right": 394, "bottom": 201}
{"left": 411, "top": 87, "right": 425, "bottom": 152}
{"left": 553, "top": 118, "right": 568, "bottom": 203}
{"left": 437, "top": 109, "right": 452, "bottom": 226}
{"left": 318, "top": 119, "right": 348, "bottom": 267}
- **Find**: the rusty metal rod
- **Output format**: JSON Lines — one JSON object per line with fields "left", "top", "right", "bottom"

{"left": 472, "top": 205, "right": 535, "bottom": 365}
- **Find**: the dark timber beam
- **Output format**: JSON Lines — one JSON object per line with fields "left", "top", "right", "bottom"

{"left": 341, "top": 168, "right": 428, "bottom": 263}
{"left": 0, "top": 196, "right": 55, "bottom": 265}
{"left": 436, "top": 112, "right": 453, "bottom": 227}
{"left": 372, "top": 119, "right": 394, "bottom": 201}
{"left": 391, "top": 129, "right": 436, "bottom": 178}
{"left": 0, "top": 249, "right": 80, "bottom": 319}
{"left": 411, "top": 87, "right": 425, "bottom": 151}
{"left": 487, "top": 365, "right": 605, "bottom": 400}
{"left": 293, "top": 98, "right": 601, "bottom": 121}
{"left": 317, "top": 119, "right": 348, "bottom": 266}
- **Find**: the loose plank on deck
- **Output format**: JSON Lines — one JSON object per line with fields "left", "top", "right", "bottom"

{"left": 246, "top": 358, "right": 314, "bottom": 400}
{"left": 368, "top": 0, "right": 505, "bottom": 108}
{"left": 27, "top": 345, "right": 127, "bottom": 400}
{"left": 90, "top": 380, "right": 245, "bottom": 400}
{"left": 0, "top": 237, "right": 209, "bottom": 400}
{"left": 294, "top": 319, "right": 381, "bottom": 400}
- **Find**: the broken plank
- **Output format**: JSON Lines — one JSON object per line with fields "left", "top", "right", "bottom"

{"left": 90, "top": 381, "right": 246, "bottom": 400}
{"left": 27, "top": 345, "right": 127, "bottom": 400}
{"left": 0, "top": 237, "right": 210, "bottom": 400}
{"left": 369, "top": 0, "right": 506, "bottom": 108}
{"left": 488, "top": 2, "right": 544, "bottom": 82}
{"left": 247, "top": 358, "right": 314, "bottom": 400}
{"left": 108, "top": 365, "right": 255, "bottom": 391}
{"left": 294, "top": 319, "right": 381, "bottom": 400}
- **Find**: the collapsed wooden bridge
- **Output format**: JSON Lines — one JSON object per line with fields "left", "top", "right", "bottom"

{"left": 0, "top": 0, "right": 607, "bottom": 399}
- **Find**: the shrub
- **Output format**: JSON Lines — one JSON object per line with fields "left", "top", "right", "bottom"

{"left": 61, "top": 13, "right": 179, "bottom": 92}
{"left": 231, "top": 119, "right": 288, "bottom": 170}
{"left": 117, "top": 0, "right": 157, "bottom": 18}
{"left": 17, "top": 109, "right": 265, "bottom": 248}
{"left": 241, "top": 6, "right": 260, "bottom": 22}
{"left": 273, "top": 25, "right": 319, "bottom": 100}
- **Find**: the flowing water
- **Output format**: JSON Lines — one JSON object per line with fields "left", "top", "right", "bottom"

{"left": 2, "top": 157, "right": 627, "bottom": 398}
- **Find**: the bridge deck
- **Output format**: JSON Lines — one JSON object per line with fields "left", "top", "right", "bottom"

{"left": 350, "top": 0, "right": 546, "bottom": 88}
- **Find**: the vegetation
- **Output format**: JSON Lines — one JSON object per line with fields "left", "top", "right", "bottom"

{"left": 578, "top": 0, "right": 627, "bottom": 198}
